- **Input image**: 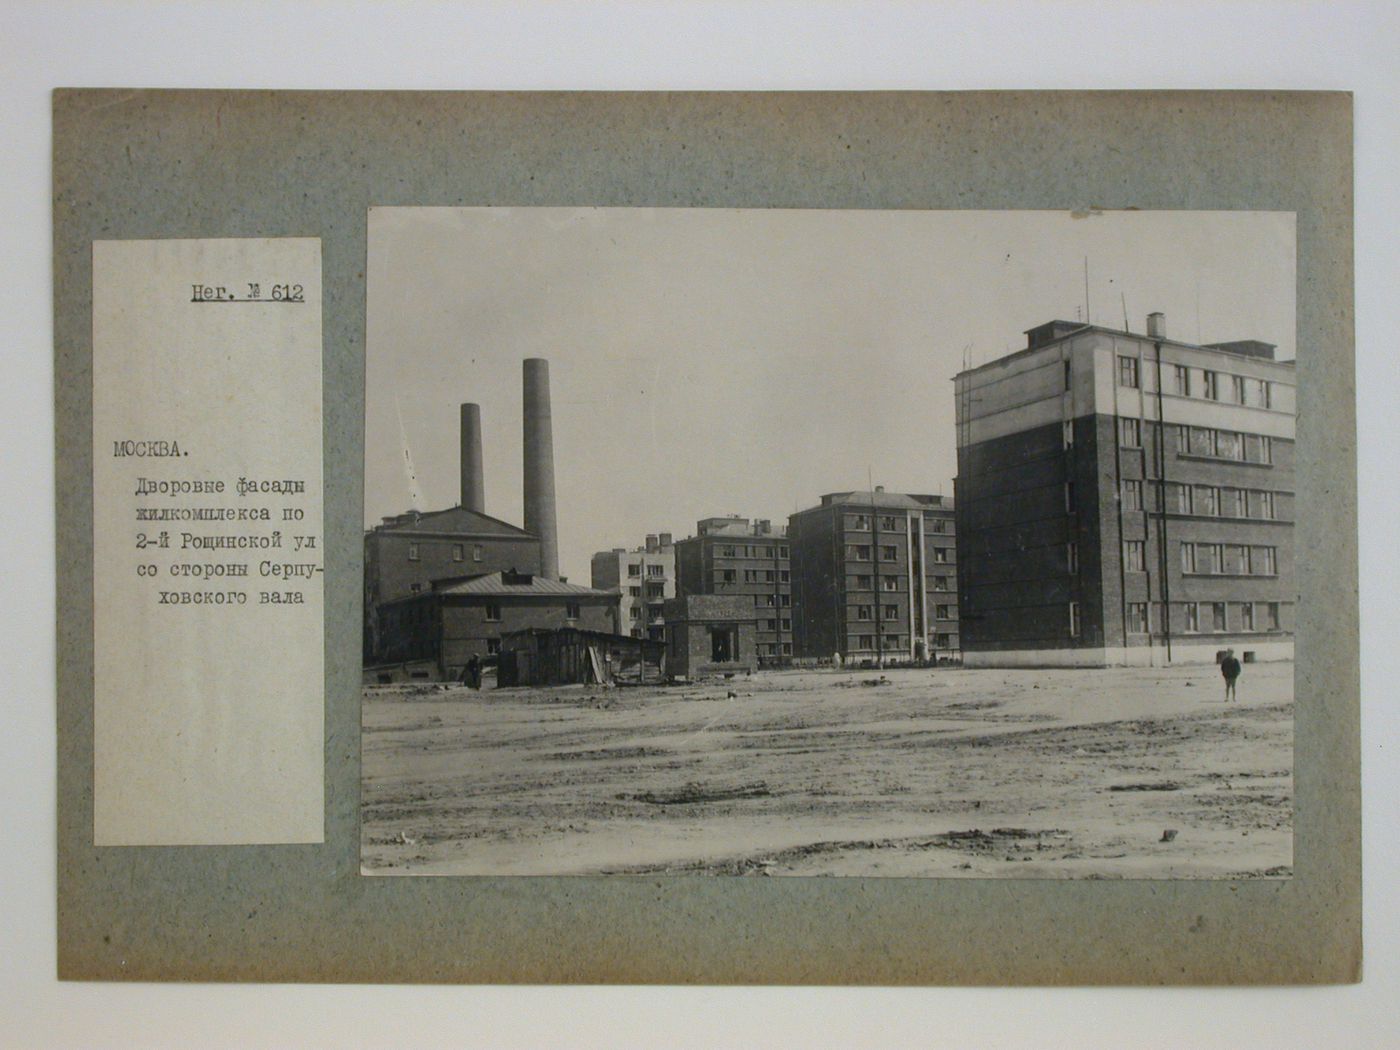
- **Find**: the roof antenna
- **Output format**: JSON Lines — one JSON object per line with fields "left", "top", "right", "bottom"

{"left": 394, "top": 394, "right": 424, "bottom": 511}
{"left": 1121, "top": 290, "right": 1130, "bottom": 333}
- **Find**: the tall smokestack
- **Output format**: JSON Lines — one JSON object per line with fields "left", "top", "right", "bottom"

{"left": 522, "top": 358, "right": 560, "bottom": 580}
{"left": 459, "top": 403, "right": 485, "bottom": 513}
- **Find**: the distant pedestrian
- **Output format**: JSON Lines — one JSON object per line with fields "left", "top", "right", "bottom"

{"left": 1220, "top": 649, "right": 1242, "bottom": 702}
{"left": 463, "top": 653, "right": 482, "bottom": 690}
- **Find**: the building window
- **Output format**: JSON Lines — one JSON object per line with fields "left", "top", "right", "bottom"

{"left": 1127, "top": 602, "right": 1148, "bottom": 634}
{"left": 629, "top": 606, "right": 640, "bottom": 620}
{"left": 1064, "top": 359, "right": 1072, "bottom": 390}
{"left": 856, "top": 635, "right": 875, "bottom": 651}
{"left": 781, "top": 618, "right": 792, "bottom": 631}
{"left": 1063, "top": 419, "right": 1075, "bottom": 448}
{"left": 1118, "top": 355, "right": 1140, "bottom": 388}
{"left": 935, "top": 632, "right": 952, "bottom": 648}
{"left": 452, "top": 544, "right": 464, "bottom": 562}
{"left": 719, "top": 569, "right": 736, "bottom": 585}
{"left": 1174, "top": 424, "right": 1189, "bottom": 453}
{"left": 1202, "top": 370, "right": 1219, "bottom": 400}
{"left": 936, "top": 604, "right": 952, "bottom": 619}
{"left": 1173, "top": 364, "right": 1191, "bottom": 396}
{"left": 882, "top": 604, "right": 899, "bottom": 620}
{"left": 628, "top": 562, "right": 641, "bottom": 576}
{"left": 1184, "top": 604, "right": 1200, "bottom": 633}
{"left": 1231, "top": 374, "right": 1248, "bottom": 404}
{"left": 410, "top": 583, "right": 422, "bottom": 594}
{"left": 847, "top": 544, "right": 871, "bottom": 562}
{"left": 1214, "top": 430, "right": 1244, "bottom": 461}
{"left": 854, "top": 574, "right": 873, "bottom": 589}
{"left": 1065, "top": 481, "right": 1076, "bottom": 513}
{"left": 1119, "top": 417, "right": 1141, "bottom": 448}
{"left": 1223, "top": 488, "right": 1246, "bottom": 518}
{"left": 629, "top": 586, "right": 641, "bottom": 597}
{"left": 647, "top": 564, "right": 664, "bottom": 577}
{"left": 1259, "top": 436, "right": 1273, "bottom": 464}
{"left": 486, "top": 638, "right": 502, "bottom": 655}
{"left": 882, "top": 577, "right": 899, "bottom": 591}
{"left": 484, "top": 602, "right": 502, "bottom": 621}
{"left": 1121, "top": 479, "right": 1142, "bottom": 511}
{"left": 1180, "top": 542, "right": 1196, "bottom": 575}
{"left": 1195, "top": 485, "right": 1218, "bottom": 516}
{"left": 1174, "top": 483, "right": 1193, "bottom": 515}
{"left": 934, "top": 576, "right": 949, "bottom": 591}
{"left": 1265, "top": 603, "right": 1280, "bottom": 631}
{"left": 850, "top": 514, "right": 870, "bottom": 531}
{"left": 933, "top": 547, "right": 949, "bottom": 563}
{"left": 880, "top": 515, "right": 897, "bottom": 531}
{"left": 1123, "top": 540, "right": 1145, "bottom": 572}
{"left": 1067, "top": 542, "right": 1079, "bottom": 574}
{"left": 1251, "top": 546, "right": 1277, "bottom": 576}
{"left": 779, "top": 570, "right": 790, "bottom": 582}
{"left": 564, "top": 602, "right": 580, "bottom": 621}
{"left": 1260, "top": 381, "right": 1273, "bottom": 409}
{"left": 647, "top": 584, "right": 664, "bottom": 599}
{"left": 1241, "top": 603, "right": 1256, "bottom": 632}
{"left": 778, "top": 545, "right": 789, "bottom": 558}
{"left": 931, "top": 518, "right": 948, "bottom": 534}
{"left": 856, "top": 604, "right": 873, "bottom": 621}
{"left": 472, "top": 544, "right": 483, "bottom": 562}
{"left": 1211, "top": 602, "right": 1227, "bottom": 632}
{"left": 407, "top": 543, "right": 420, "bottom": 562}
{"left": 1069, "top": 602, "right": 1081, "bottom": 638}
{"left": 1258, "top": 491, "right": 1276, "bottom": 519}
{"left": 880, "top": 544, "right": 899, "bottom": 560}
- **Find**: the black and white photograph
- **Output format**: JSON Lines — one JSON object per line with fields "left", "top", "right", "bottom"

{"left": 362, "top": 206, "right": 1296, "bottom": 879}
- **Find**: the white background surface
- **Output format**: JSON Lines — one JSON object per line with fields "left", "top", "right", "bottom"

{"left": 3, "top": 3, "right": 1396, "bottom": 1047}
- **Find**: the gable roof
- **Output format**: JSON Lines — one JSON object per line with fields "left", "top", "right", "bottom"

{"left": 369, "top": 505, "right": 536, "bottom": 538}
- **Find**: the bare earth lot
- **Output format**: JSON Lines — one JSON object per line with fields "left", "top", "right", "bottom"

{"left": 361, "top": 663, "right": 1292, "bottom": 878}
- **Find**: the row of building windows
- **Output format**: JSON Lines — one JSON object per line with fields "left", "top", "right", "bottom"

{"left": 1180, "top": 542, "right": 1277, "bottom": 576}
{"left": 845, "top": 514, "right": 952, "bottom": 534}
{"left": 406, "top": 542, "right": 484, "bottom": 563}
{"left": 627, "top": 584, "right": 667, "bottom": 598}
{"left": 713, "top": 569, "right": 792, "bottom": 586}
{"left": 715, "top": 544, "right": 789, "bottom": 559}
{"left": 758, "top": 642, "right": 795, "bottom": 657}
{"left": 760, "top": 618, "right": 793, "bottom": 632}
{"left": 481, "top": 601, "right": 583, "bottom": 621}
{"left": 1119, "top": 479, "right": 1280, "bottom": 520}
{"left": 627, "top": 563, "right": 667, "bottom": 577}
{"left": 845, "top": 574, "right": 954, "bottom": 591}
{"left": 1116, "top": 417, "right": 1275, "bottom": 465}
{"left": 1068, "top": 599, "right": 1283, "bottom": 636}
{"left": 1118, "top": 354, "right": 1275, "bottom": 409}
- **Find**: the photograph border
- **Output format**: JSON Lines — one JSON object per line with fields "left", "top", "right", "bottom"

{"left": 54, "top": 89, "right": 1357, "bottom": 983}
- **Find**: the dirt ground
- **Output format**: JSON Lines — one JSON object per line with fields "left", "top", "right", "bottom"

{"left": 361, "top": 662, "right": 1292, "bottom": 878}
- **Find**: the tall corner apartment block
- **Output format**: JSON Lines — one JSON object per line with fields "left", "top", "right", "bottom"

{"left": 953, "top": 317, "right": 1296, "bottom": 668}
{"left": 788, "top": 490, "right": 959, "bottom": 664}
{"left": 672, "top": 517, "right": 793, "bottom": 664}
{"left": 590, "top": 531, "right": 676, "bottom": 642}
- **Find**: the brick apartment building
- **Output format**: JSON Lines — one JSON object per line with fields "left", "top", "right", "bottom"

{"left": 953, "top": 315, "right": 1296, "bottom": 667}
{"left": 673, "top": 516, "right": 793, "bottom": 664}
{"left": 788, "top": 490, "right": 959, "bottom": 664}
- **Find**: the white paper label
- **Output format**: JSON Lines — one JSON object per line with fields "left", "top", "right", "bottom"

{"left": 92, "top": 238, "right": 324, "bottom": 845}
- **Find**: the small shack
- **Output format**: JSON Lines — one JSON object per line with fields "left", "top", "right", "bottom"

{"left": 663, "top": 595, "right": 759, "bottom": 680}
{"left": 497, "top": 627, "right": 667, "bottom": 687}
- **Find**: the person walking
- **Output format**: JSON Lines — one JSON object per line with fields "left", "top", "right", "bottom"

{"left": 1220, "top": 649, "right": 1242, "bottom": 702}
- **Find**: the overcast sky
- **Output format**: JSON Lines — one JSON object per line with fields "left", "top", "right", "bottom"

{"left": 366, "top": 208, "right": 1295, "bottom": 582}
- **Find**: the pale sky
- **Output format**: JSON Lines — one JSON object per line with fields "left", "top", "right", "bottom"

{"left": 366, "top": 208, "right": 1295, "bottom": 582}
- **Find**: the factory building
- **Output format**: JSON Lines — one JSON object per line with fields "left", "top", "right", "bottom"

{"left": 365, "top": 359, "right": 578, "bottom": 669}
{"left": 788, "top": 491, "right": 959, "bottom": 664}
{"left": 673, "top": 517, "right": 793, "bottom": 664}
{"left": 953, "top": 315, "right": 1296, "bottom": 667}
{"left": 590, "top": 532, "right": 675, "bottom": 641}
{"left": 374, "top": 570, "right": 621, "bottom": 680}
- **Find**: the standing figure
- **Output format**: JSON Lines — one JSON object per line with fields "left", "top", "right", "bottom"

{"left": 1220, "top": 649, "right": 1242, "bottom": 702}
{"left": 464, "top": 653, "right": 482, "bottom": 690}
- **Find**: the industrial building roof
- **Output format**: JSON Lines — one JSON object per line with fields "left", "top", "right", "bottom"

{"left": 369, "top": 505, "right": 537, "bottom": 538}
{"left": 799, "top": 490, "right": 955, "bottom": 512}
{"left": 431, "top": 571, "right": 618, "bottom": 597}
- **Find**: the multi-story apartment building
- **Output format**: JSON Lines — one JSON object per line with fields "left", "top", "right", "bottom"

{"left": 953, "top": 314, "right": 1296, "bottom": 667}
{"left": 590, "top": 532, "right": 675, "bottom": 641}
{"left": 788, "top": 490, "right": 959, "bottom": 664}
{"left": 673, "top": 517, "right": 793, "bottom": 664}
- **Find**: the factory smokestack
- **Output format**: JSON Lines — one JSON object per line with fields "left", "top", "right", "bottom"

{"left": 459, "top": 403, "right": 485, "bottom": 513}
{"left": 522, "top": 358, "right": 560, "bottom": 580}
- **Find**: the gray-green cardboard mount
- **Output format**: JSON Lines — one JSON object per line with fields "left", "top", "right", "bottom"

{"left": 55, "top": 91, "right": 1358, "bottom": 984}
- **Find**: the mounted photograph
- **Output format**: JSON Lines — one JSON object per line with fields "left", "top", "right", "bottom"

{"left": 361, "top": 206, "right": 1296, "bottom": 879}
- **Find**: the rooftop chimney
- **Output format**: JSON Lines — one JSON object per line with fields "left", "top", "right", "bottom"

{"left": 646, "top": 534, "right": 659, "bottom": 553}
{"left": 522, "top": 358, "right": 560, "bottom": 580}
{"left": 1146, "top": 312, "right": 1166, "bottom": 339}
{"left": 658, "top": 532, "right": 673, "bottom": 547}
{"left": 459, "top": 403, "right": 485, "bottom": 513}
